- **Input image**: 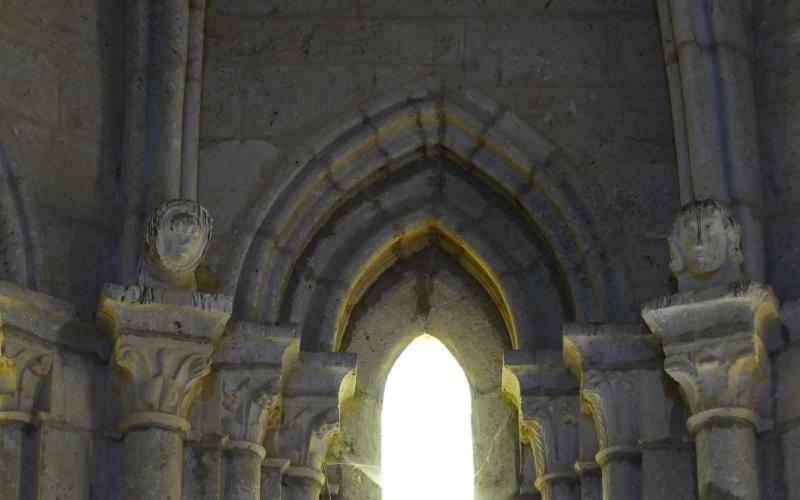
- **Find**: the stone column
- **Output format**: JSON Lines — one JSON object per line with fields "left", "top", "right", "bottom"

{"left": 0, "top": 328, "right": 52, "bottom": 500}
{"left": 655, "top": 0, "right": 765, "bottom": 280}
{"left": 574, "top": 413, "right": 601, "bottom": 500}
{"left": 216, "top": 322, "right": 293, "bottom": 500}
{"left": 270, "top": 350, "right": 356, "bottom": 500}
{"left": 505, "top": 351, "right": 580, "bottom": 500}
{"left": 262, "top": 458, "right": 290, "bottom": 499}
{"left": 777, "top": 300, "right": 800, "bottom": 500}
{"left": 563, "top": 323, "right": 663, "bottom": 500}
{"left": 643, "top": 282, "right": 777, "bottom": 500}
{"left": 101, "top": 199, "right": 230, "bottom": 500}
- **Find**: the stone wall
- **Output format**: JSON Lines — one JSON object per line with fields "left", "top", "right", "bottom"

{"left": 199, "top": 0, "right": 679, "bottom": 317}
{"left": 755, "top": 0, "right": 800, "bottom": 302}
{"left": 0, "top": 0, "right": 124, "bottom": 312}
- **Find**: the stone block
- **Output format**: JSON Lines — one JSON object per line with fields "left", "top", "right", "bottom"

{"left": 776, "top": 345, "right": 800, "bottom": 423}
{"left": 10, "top": 121, "right": 114, "bottom": 230}
{"left": 183, "top": 438, "right": 223, "bottom": 500}
{"left": 239, "top": 64, "right": 375, "bottom": 140}
{"left": 463, "top": 18, "right": 609, "bottom": 86}
{"left": 198, "top": 139, "right": 279, "bottom": 235}
{"left": 37, "top": 423, "right": 90, "bottom": 500}
{"left": 641, "top": 448, "right": 696, "bottom": 500}
{"left": 513, "top": 86, "right": 673, "bottom": 159}
{"left": 59, "top": 61, "right": 123, "bottom": 142}
{"left": 766, "top": 210, "right": 800, "bottom": 300}
{"left": 608, "top": 17, "right": 666, "bottom": 87}
{"left": 783, "top": 424, "right": 800, "bottom": 500}
{"left": 0, "top": 39, "right": 59, "bottom": 123}
{"left": 1, "top": 0, "right": 124, "bottom": 66}
{"left": 209, "top": 17, "right": 463, "bottom": 66}
{"left": 482, "top": 0, "right": 653, "bottom": 16}
{"left": 55, "top": 352, "right": 106, "bottom": 429}
{"left": 210, "top": 0, "right": 357, "bottom": 18}
{"left": 200, "top": 62, "right": 242, "bottom": 141}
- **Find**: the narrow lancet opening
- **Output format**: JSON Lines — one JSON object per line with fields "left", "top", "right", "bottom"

{"left": 381, "top": 334, "right": 474, "bottom": 500}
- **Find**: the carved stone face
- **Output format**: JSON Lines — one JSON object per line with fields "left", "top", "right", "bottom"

{"left": 144, "top": 200, "right": 212, "bottom": 285}
{"left": 675, "top": 207, "right": 729, "bottom": 273}
{"left": 668, "top": 199, "right": 743, "bottom": 289}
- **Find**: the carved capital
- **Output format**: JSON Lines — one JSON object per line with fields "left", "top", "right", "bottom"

{"left": 563, "top": 323, "right": 662, "bottom": 450}
{"left": 271, "top": 350, "right": 356, "bottom": 472}
{"left": 221, "top": 376, "right": 281, "bottom": 446}
{"left": 0, "top": 331, "right": 52, "bottom": 421}
{"left": 643, "top": 282, "right": 778, "bottom": 422}
{"left": 581, "top": 369, "right": 643, "bottom": 449}
{"left": 663, "top": 336, "right": 767, "bottom": 417}
{"left": 112, "top": 334, "right": 212, "bottom": 427}
{"left": 504, "top": 350, "right": 580, "bottom": 490}
{"left": 521, "top": 395, "right": 580, "bottom": 487}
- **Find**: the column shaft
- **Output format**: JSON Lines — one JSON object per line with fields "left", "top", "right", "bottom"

{"left": 122, "top": 428, "right": 184, "bottom": 500}
{"left": 0, "top": 424, "right": 24, "bottom": 500}
{"left": 223, "top": 448, "right": 262, "bottom": 500}
{"left": 694, "top": 422, "right": 758, "bottom": 500}
{"left": 283, "top": 468, "right": 325, "bottom": 500}
{"left": 600, "top": 457, "right": 641, "bottom": 500}
{"left": 579, "top": 470, "right": 602, "bottom": 500}
{"left": 540, "top": 479, "right": 580, "bottom": 500}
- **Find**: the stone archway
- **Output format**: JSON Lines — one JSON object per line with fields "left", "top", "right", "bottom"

{"left": 226, "top": 81, "right": 634, "bottom": 329}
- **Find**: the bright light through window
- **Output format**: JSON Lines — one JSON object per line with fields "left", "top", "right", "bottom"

{"left": 381, "top": 334, "right": 474, "bottom": 500}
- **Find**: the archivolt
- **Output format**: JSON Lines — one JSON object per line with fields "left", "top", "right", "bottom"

{"left": 230, "top": 79, "right": 629, "bottom": 338}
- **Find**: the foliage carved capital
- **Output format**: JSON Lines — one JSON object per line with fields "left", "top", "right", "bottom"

{"left": 643, "top": 282, "right": 778, "bottom": 420}
{"left": 221, "top": 375, "right": 281, "bottom": 446}
{"left": 580, "top": 369, "right": 641, "bottom": 449}
{"left": 112, "top": 335, "right": 212, "bottom": 422}
{"left": 521, "top": 395, "right": 580, "bottom": 483}
{"left": 0, "top": 330, "right": 52, "bottom": 420}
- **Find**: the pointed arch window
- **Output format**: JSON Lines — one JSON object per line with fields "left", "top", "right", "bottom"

{"left": 381, "top": 334, "right": 474, "bottom": 500}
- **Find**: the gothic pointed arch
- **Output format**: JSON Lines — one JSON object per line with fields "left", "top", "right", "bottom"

{"left": 227, "top": 78, "right": 633, "bottom": 341}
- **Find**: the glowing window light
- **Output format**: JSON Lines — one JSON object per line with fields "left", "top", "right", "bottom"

{"left": 381, "top": 334, "right": 474, "bottom": 500}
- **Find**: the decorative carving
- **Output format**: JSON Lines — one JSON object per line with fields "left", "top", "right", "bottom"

{"left": 668, "top": 199, "right": 743, "bottom": 291}
{"left": 642, "top": 282, "right": 778, "bottom": 426}
{"left": 112, "top": 335, "right": 212, "bottom": 419}
{"left": 221, "top": 377, "right": 281, "bottom": 445}
{"left": 142, "top": 199, "right": 212, "bottom": 289}
{"left": 662, "top": 335, "right": 769, "bottom": 416}
{"left": 0, "top": 330, "right": 52, "bottom": 416}
{"left": 520, "top": 395, "right": 579, "bottom": 483}
{"left": 580, "top": 370, "right": 641, "bottom": 449}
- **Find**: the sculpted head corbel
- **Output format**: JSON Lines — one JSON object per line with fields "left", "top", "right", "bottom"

{"left": 142, "top": 199, "right": 212, "bottom": 289}
{"left": 668, "top": 199, "right": 743, "bottom": 291}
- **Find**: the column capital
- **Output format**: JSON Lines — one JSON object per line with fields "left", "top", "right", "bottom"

{"left": 642, "top": 282, "right": 778, "bottom": 424}
{"left": 272, "top": 349, "right": 356, "bottom": 473}
{"left": 217, "top": 322, "right": 295, "bottom": 452}
{"left": 221, "top": 379, "right": 280, "bottom": 451}
{"left": 563, "top": 323, "right": 662, "bottom": 451}
{"left": 98, "top": 283, "right": 232, "bottom": 432}
{"left": 0, "top": 328, "right": 52, "bottom": 425}
{"left": 504, "top": 350, "right": 580, "bottom": 492}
